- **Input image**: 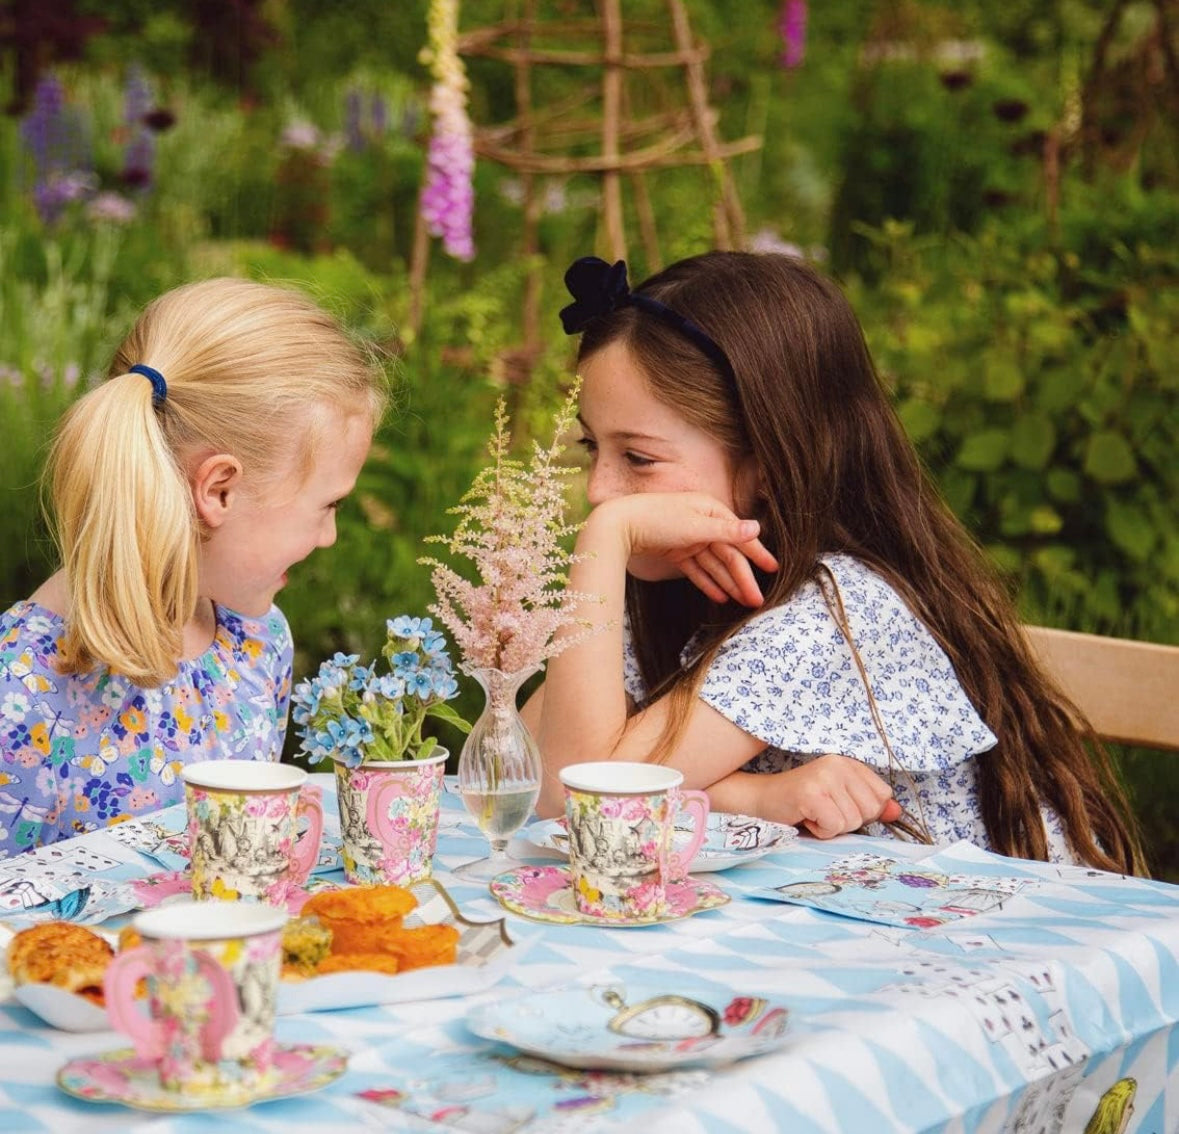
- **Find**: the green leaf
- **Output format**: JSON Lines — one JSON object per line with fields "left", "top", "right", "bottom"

{"left": 428, "top": 701, "right": 473, "bottom": 734}
{"left": 1028, "top": 506, "right": 1064, "bottom": 535}
{"left": 1105, "top": 498, "right": 1157, "bottom": 561}
{"left": 897, "top": 398, "right": 941, "bottom": 443}
{"left": 1083, "top": 430, "right": 1137, "bottom": 484}
{"left": 1009, "top": 414, "right": 1056, "bottom": 470}
{"left": 983, "top": 359, "right": 1024, "bottom": 402}
{"left": 1046, "top": 468, "right": 1081, "bottom": 503}
{"left": 956, "top": 429, "right": 1009, "bottom": 471}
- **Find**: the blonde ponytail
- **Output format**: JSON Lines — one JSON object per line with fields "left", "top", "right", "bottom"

{"left": 43, "top": 277, "right": 387, "bottom": 686}
{"left": 49, "top": 371, "right": 198, "bottom": 684}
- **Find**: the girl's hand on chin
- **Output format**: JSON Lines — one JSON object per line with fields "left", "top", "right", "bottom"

{"left": 591, "top": 492, "right": 778, "bottom": 606}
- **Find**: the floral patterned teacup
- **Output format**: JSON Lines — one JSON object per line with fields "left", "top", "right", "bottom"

{"left": 333, "top": 750, "right": 448, "bottom": 885}
{"left": 104, "top": 900, "right": 286, "bottom": 1100}
{"left": 559, "top": 761, "right": 710, "bottom": 921}
{"left": 182, "top": 761, "right": 323, "bottom": 906}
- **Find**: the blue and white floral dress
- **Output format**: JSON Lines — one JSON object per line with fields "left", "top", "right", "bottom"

{"left": 0, "top": 600, "right": 293, "bottom": 857}
{"left": 623, "top": 554, "right": 1074, "bottom": 860}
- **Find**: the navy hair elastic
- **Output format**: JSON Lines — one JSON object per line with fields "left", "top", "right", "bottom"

{"left": 129, "top": 363, "right": 167, "bottom": 407}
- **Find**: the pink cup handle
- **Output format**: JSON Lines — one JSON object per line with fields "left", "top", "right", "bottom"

{"left": 289, "top": 784, "right": 324, "bottom": 884}
{"left": 104, "top": 946, "right": 239, "bottom": 1061}
{"left": 669, "top": 789, "right": 710, "bottom": 877}
{"left": 366, "top": 778, "right": 400, "bottom": 843}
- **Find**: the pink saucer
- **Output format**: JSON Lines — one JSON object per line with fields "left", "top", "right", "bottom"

{"left": 489, "top": 865, "right": 729, "bottom": 926}
{"left": 56, "top": 1042, "right": 348, "bottom": 1112}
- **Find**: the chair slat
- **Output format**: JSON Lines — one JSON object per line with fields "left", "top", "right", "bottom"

{"left": 1025, "top": 626, "right": 1179, "bottom": 751}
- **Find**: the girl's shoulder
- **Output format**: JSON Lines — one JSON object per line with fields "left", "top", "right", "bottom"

{"left": 1, "top": 599, "right": 66, "bottom": 667}
{"left": 209, "top": 603, "right": 294, "bottom": 672}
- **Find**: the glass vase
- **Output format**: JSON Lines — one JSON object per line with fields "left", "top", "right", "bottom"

{"left": 453, "top": 666, "right": 542, "bottom": 882}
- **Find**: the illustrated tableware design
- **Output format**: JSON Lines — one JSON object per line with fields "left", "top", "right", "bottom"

{"left": 523, "top": 812, "right": 798, "bottom": 873}
{"left": 182, "top": 760, "right": 323, "bottom": 906}
{"left": 333, "top": 751, "right": 447, "bottom": 885}
{"left": 20, "top": 880, "right": 530, "bottom": 1031}
{"left": 104, "top": 900, "right": 286, "bottom": 1098}
{"left": 560, "top": 761, "right": 709, "bottom": 920}
{"left": 489, "top": 864, "right": 729, "bottom": 926}
{"left": 467, "top": 980, "right": 790, "bottom": 1071}
{"left": 56, "top": 1042, "right": 348, "bottom": 1112}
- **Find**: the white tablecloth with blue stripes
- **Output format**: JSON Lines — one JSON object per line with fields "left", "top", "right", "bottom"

{"left": 0, "top": 775, "right": 1176, "bottom": 1133}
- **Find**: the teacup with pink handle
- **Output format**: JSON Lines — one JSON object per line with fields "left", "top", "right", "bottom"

{"left": 104, "top": 901, "right": 286, "bottom": 1101}
{"left": 182, "top": 760, "right": 323, "bottom": 905}
{"left": 559, "top": 761, "right": 710, "bottom": 921}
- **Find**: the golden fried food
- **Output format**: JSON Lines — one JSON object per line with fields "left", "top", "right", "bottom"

{"left": 301, "top": 884, "right": 419, "bottom": 955}
{"left": 6, "top": 921, "right": 115, "bottom": 1003}
{"left": 315, "top": 952, "right": 401, "bottom": 976}
{"left": 117, "top": 926, "right": 141, "bottom": 953}
{"left": 281, "top": 915, "right": 333, "bottom": 976}
{"left": 380, "top": 924, "right": 460, "bottom": 971}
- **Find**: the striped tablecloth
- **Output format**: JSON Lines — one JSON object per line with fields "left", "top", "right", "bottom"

{"left": 0, "top": 774, "right": 1176, "bottom": 1133}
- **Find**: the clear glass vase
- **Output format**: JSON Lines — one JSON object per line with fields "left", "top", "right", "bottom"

{"left": 453, "top": 666, "right": 542, "bottom": 882}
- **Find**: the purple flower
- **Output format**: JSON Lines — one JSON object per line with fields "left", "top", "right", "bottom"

{"left": 344, "top": 89, "right": 365, "bottom": 152}
{"left": 19, "top": 74, "right": 94, "bottom": 223}
{"left": 122, "top": 66, "right": 156, "bottom": 192}
{"left": 420, "top": 0, "right": 475, "bottom": 261}
{"left": 779, "top": 0, "right": 807, "bottom": 70}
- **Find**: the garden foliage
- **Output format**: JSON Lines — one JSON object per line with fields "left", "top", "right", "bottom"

{"left": 0, "top": 0, "right": 1175, "bottom": 872}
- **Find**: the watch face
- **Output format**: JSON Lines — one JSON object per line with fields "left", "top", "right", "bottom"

{"left": 606, "top": 994, "right": 721, "bottom": 1040}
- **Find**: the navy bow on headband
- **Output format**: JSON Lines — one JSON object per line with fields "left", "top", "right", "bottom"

{"left": 558, "top": 256, "right": 736, "bottom": 385}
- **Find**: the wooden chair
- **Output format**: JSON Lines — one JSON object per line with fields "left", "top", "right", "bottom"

{"left": 1024, "top": 625, "right": 1179, "bottom": 751}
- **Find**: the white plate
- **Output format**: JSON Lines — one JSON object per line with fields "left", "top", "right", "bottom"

{"left": 8, "top": 880, "right": 532, "bottom": 1030}
{"left": 522, "top": 812, "right": 796, "bottom": 872}
{"left": 467, "top": 979, "right": 790, "bottom": 1071}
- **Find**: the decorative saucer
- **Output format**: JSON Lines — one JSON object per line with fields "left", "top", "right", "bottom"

{"left": 56, "top": 1042, "right": 348, "bottom": 1112}
{"left": 522, "top": 812, "right": 797, "bottom": 873}
{"left": 489, "top": 865, "right": 729, "bottom": 926}
{"left": 467, "top": 980, "right": 790, "bottom": 1071}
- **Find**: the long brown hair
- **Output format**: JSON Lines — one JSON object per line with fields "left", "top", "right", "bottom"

{"left": 578, "top": 251, "right": 1143, "bottom": 874}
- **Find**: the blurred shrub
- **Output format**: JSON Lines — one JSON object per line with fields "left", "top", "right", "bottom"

{"left": 846, "top": 197, "right": 1179, "bottom": 643}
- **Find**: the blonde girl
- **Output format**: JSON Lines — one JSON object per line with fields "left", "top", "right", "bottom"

{"left": 0, "top": 278, "right": 385, "bottom": 856}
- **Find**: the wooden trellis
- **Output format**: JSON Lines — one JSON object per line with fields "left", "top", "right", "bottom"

{"left": 409, "top": 0, "right": 762, "bottom": 357}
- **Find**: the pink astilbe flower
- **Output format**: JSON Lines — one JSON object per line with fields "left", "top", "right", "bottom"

{"left": 421, "top": 383, "right": 602, "bottom": 678}
{"left": 419, "top": 0, "right": 475, "bottom": 260}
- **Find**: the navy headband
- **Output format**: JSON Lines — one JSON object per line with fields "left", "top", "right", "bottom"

{"left": 129, "top": 363, "right": 167, "bottom": 407}
{"left": 559, "top": 256, "right": 737, "bottom": 386}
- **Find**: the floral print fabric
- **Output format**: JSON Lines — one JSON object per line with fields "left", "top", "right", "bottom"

{"left": 0, "top": 600, "right": 293, "bottom": 857}
{"left": 623, "top": 554, "right": 1074, "bottom": 861}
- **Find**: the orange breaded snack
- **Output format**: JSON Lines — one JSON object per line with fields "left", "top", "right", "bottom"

{"left": 117, "top": 926, "right": 141, "bottom": 953}
{"left": 380, "top": 924, "right": 460, "bottom": 971}
{"left": 301, "top": 884, "right": 418, "bottom": 955}
{"left": 315, "top": 952, "right": 402, "bottom": 976}
{"left": 6, "top": 921, "right": 115, "bottom": 1003}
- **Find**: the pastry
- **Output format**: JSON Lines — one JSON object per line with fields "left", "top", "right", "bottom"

{"left": 301, "top": 884, "right": 418, "bottom": 954}
{"left": 379, "top": 924, "right": 460, "bottom": 971}
{"left": 315, "top": 952, "right": 401, "bottom": 976}
{"left": 6, "top": 921, "right": 115, "bottom": 1004}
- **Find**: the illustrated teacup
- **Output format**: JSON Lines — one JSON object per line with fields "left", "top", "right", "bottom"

{"left": 104, "top": 900, "right": 287, "bottom": 1099}
{"left": 559, "top": 761, "right": 710, "bottom": 921}
{"left": 182, "top": 760, "right": 323, "bottom": 905}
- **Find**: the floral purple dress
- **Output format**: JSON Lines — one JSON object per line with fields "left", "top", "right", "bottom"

{"left": 0, "top": 600, "right": 293, "bottom": 857}
{"left": 623, "top": 554, "right": 1075, "bottom": 861}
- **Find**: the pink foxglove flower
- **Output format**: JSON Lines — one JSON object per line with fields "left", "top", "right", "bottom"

{"left": 779, "top": 0, "right": 807, "bottom": 70}
{"left": 421, "top": 383, "right": 602, "bottom": 678}
{"left": 420, "top": 0, "right": 476, "bottom": 260}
